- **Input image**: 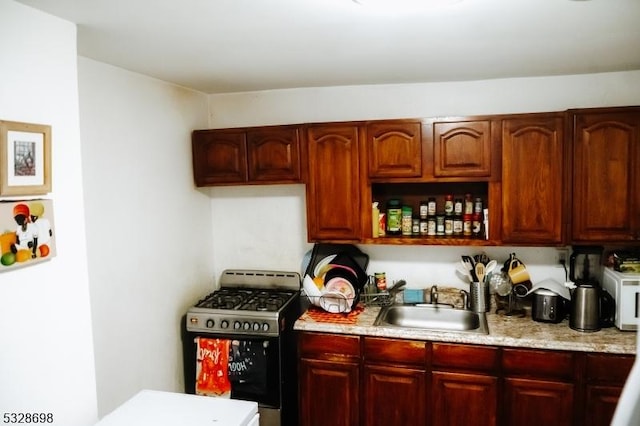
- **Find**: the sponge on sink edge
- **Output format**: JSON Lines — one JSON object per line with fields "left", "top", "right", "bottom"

{"left": 403, "top": 289, "right": 424, "bottom": 304}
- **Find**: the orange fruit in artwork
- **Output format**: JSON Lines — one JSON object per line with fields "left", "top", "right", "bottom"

{"left": 0, "top": 232, "right": 16, "bottom": 255}
{"left": 39, "top": 244, "right": 50, "bottom": 258}
{"left": 16, "top": 249, "right": 32, "bottom": 262}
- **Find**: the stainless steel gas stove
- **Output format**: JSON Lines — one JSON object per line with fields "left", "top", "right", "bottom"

{"left": 185, "top": 270, "right": 301, "bottom": 337}
{"left": 182, "top": 269, "right": 302, "bottom": 426}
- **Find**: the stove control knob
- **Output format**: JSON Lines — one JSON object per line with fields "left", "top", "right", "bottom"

{"left": 243, "top": 322, "right": 251, "bottom": 331}
{"left": 262, "top": 323, "right": 270, "bottom": 332}
{"left": 252, "top": 322, "right": 260, "bottom": 331}
{"left": 220, "top": 320, "right": 229, "bottom": 329}
{"left": 233, "top": 321, "right": 242, "bottom": 330}
{"left": 206, "top": 319, "right": 215, "bottom": 328}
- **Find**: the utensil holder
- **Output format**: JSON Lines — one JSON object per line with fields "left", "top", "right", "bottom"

{"left": 470, "top": 281, "right": 490, "bottom": 312}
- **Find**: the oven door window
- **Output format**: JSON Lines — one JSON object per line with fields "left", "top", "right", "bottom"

{"left": 185, "top": 333, "right": 280, "bottom": 409}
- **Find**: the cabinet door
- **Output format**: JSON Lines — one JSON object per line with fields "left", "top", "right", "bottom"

{"left": 192, "top": 129, "right": 247, "bottom": 185}
{"left": 364, "top": 364, "right": 426, "bottom": 426}
{"left": 305, "top": 124, "right": 361, "bottom": 241}
{"left": 501, "top": 115, "right": 565, "bottom": 244}
{"left": 504, "top": 378, "right": 574, "bottom": 426}
{"left": 584, "top": 385, "right": 624, "bottom": 426}
{"left": 431, "top": 371, "right": 497, "bottom": 426}
{"left": 299, "top": 358, "right": 359, "bottom": 426}
{"left": 367, "top": 121, "right": 422, "bottom": 178}
{"left": 433, "top": 120, "right": 492, "bottom": 177}
{"left": 572, "top": 109, "right": 640, "bottom": 242}
{"left": 247, "top": 126, "right": 301, "bottom": 182}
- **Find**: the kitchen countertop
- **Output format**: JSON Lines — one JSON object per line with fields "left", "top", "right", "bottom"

{"left": 294, "top": 304, "right": 637, "bottom": 355}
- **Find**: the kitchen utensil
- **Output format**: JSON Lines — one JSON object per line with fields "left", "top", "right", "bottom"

{"left": 475, "top": 263, "right": 486, "bottom": 283}
{"left": 570, "top": 283, "right": 615, "bottom": 332}
{"left": 485, "top": 260, "right": 497, "bottom": 275}
{"left": 456, "top": 263, "right": 473, "bottom": 281}
{"left": 462, "top": 256, "right": 478, "bottom": 281}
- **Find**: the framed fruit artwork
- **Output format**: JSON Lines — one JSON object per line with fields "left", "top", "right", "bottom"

{"left": 0, "top": 199, "right": 56, "bottom": 271}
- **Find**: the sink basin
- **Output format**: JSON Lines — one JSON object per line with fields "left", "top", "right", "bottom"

{"left": 374, "top": 304, "right": 489, "bottom": 334}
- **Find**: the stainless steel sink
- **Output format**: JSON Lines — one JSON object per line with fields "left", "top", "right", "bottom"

{"left": 374, "top": 304, "right": 489, "bottom": 334}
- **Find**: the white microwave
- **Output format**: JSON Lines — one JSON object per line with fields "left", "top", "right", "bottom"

{"left": 602, "top": 267, "right": 640, "bottom": 331}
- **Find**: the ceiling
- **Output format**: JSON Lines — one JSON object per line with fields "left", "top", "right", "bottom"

{"left": 15, "top": 0, "right": 640, "bottom": 94}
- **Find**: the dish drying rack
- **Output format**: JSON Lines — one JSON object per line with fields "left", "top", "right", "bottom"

{"left": 360, "top": 291, "right": 394, "bottom": 307}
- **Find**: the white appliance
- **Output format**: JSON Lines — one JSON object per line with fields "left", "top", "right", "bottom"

{"left": 611, "top": 303, "right": 640, "bottom": 425}
{"left": 602, "top": 267, "right": 640, "bottom": 331}
{"left": 95, "top": 390, "right": 259, "bottom": 426}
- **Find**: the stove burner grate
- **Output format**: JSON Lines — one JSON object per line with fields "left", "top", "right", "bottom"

{"left": 195, "top": 288, "right": 296, "bottom": 312}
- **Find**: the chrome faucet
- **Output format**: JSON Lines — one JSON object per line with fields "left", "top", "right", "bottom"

{"left": 430, "top": 285, "right": 438, "bottom": 305}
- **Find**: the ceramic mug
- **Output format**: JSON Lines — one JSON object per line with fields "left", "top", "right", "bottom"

{"left": 508, "top": 259, "right": 530, "bottom": 285}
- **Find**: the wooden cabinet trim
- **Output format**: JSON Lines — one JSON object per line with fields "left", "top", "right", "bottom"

{"left": 363, "top": 337, "right": 426, "bottom": 366}
{"left": 432, "top": 342, "right": 500, "bottom": 373}
{"left": 502, "top": 347, "right": 577, "bottom": 381}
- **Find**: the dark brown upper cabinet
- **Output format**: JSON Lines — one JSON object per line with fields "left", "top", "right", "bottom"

{"left": 192, "top": 125, "right": 301, "bottom": 186}
{"left": 305, "top": 123, "right": 362, "bottom": 242}
{"left": 501, "top": 114, "right": 565, "bottom": 244}
{"left": 571, "top": 107, "right": 640, "bottom": 243}
{"left": 366, "top": 120, "right": 422, "bottom": 179}
{"left": 432, "top": 119, "right": 493, "bottom": 178}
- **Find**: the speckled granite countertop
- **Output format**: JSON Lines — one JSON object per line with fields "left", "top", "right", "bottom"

{"left": 294, "top": 304, "right": 637, "bottom": 355}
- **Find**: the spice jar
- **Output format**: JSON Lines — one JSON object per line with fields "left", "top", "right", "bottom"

{"left": 427, "top": 197, "right": 437, "bottom": 216}
{"left": 454, "top": 198, "right": 463, "bottom": 216}
{"left": 419, "top": 201, "right": 429, "bottom": 220}
{"left": 386, "top": 199, "right": 402, "bottom": 235}
{"left": 444, "top": 195, "right": 454, "bottom": 215}
{"left": 401, "top": 205, "right": 413, "bottom": 236}
{"left": 464, "top": 194, "right": 474, "bottom": 215}
{"left": 436, "top": 215, "right": 445, "bottom": 236}
{"left": 463, "top": 214, "right": 473, "bottom": 237}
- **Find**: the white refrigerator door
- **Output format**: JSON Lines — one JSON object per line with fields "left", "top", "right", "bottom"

{"left": 95, "top": 390, "right": 259, "bottom": 426}
{"left": 611, "top": 310, "right": 640, "bottom": 425}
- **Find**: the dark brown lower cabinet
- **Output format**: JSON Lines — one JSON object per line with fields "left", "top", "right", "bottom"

{"left": 584, "top": 353, "right": 636, "bottom": 426}
{"left": 504, "top": 378, "right": 574, "bottom": 426}
{"left": 297, "top": 332, "right": 633, "bottom": 426}
{"left": 299, "top": 358, "right": 359, "bottom": 426}
{"left": 298, "top": 332, "right": 360, "bottom": 426}
{"left": 585, "top": 385, "right": 624, "bottom": 426}
{"left": 364, "top": 365, "right": 426, "bottom": 426}
{"left": 432, "top": 371, "right": 498, "bottom": 426}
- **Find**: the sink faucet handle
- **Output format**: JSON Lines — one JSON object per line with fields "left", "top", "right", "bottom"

{"left": 459, "top": 290, "right": 469, "bottom": 310}
{"left": 430, "top": 285, "right": 438, "bottom": 304}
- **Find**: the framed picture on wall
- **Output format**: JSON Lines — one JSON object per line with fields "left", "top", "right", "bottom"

{"left": 0, "top": 120, "right": 52, "bottom": 196}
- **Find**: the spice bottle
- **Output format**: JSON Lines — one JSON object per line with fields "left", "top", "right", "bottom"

{"left": 412, "top": 217, "right": 420, "bottom": 237}
{"left": 454, "top": 198, "right": 463, "bottom": 216}
{"left": 444, "top": 194, "right": 454, "bottom": 216}
{"left": 436, "top": 215, "right": 445, "bottom": 236}
{"left": 427, "top": 197, "right": 437, "bottom": 216}
{"left": 401, "top": 205, "right": 413, "bottom": 236}
{"left": 419, "top": 201, "right": 428, "bottom": 219}
{"left": 386, "top": 199, "right": 402, "bottom": 235}
{"left": 464, "top": 193, "right": 474, "bottom": 215}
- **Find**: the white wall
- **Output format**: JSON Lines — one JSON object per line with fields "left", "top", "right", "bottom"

{"left": 77, "top": 58, "right": 212, "bottom": 417}
{"left": 206, "top": 71, "right": 640, "bottom": 289}
{"left": 0, "top": 2, "right": 98, "bottom": 425}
